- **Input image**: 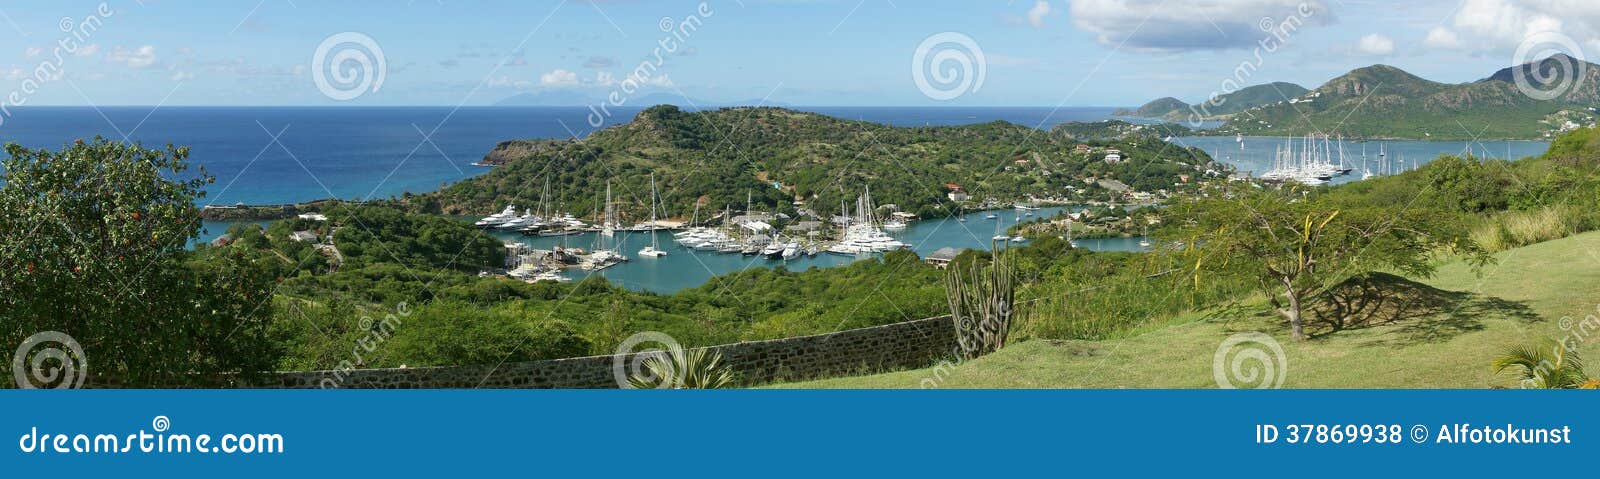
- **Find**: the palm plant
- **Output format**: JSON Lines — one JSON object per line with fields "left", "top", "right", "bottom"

{"left": 628, "top": 345, "right": 735, "bottom": 389}
{"left": 1492, "top": 338, "right": 1591, "bottom": 389}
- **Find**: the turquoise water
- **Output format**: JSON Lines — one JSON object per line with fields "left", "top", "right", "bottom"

{"left": 485, "top": 207, "right": 1146, "bottom": 294}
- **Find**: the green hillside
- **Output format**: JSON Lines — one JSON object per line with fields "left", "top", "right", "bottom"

{"left": 409, "top": 106, "right": 1229, "bottom": 220}
{"left": 1212, "top": 58, "right": 1600, "bottom": 140}
{"left": 783, "top": 229, "right": 1600, "bottom": 388}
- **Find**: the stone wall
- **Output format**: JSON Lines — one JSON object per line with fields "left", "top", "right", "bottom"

{"left": 261, "top": 315, "right": 958, "bottom": 389}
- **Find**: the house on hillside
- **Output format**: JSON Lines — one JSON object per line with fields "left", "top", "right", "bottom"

{"left": 945, "top": 183, "right": 969, "bottom": 202}
{"left": 1103, "top": 149, "right": 1124, "bottom": 164}
{"left": 925, "top": 247, "right": 963, "bottom": 269}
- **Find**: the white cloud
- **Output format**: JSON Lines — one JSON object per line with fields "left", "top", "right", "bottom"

{"left": 1423, "top": 27, "right": 1462, "bottom": 50}
{"left": 105, "top": 45, "right": 158, "bottom": 69}
{"left": 1027, "top": 1, "right": 1052, "bottom": 28}
{"left": 1068, "top": 0, "right": 1333, "bottom": 52}
{"left": 170, "top": 71, "right": 195, "bottom": 81}
{"left": 74, "top": 44, "right": 100, "bottom": 57}
{"left": 24, "top": 47, "right": 41, "bottom": 58}
{"left": 539, "top": 68, "right": 579, "bottom": 86}
{"left": 1445, "top": 0, "right": 1600, "bottom": 53}
{"left": 1356, "top": 33, "right": 1395, "bottom": 56}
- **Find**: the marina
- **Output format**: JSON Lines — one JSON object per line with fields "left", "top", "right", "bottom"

{"left": 485, "top": 206, "right": 1148, "bottom": 294}
{"left": 1175, "top": 136, "right": 1551, "bottom": 186}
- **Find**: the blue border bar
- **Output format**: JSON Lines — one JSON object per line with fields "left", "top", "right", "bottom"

{"left": 2, "top": 390, "right": 1591, "bottom": 476}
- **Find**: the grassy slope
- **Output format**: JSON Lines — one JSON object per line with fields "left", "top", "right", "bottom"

{"left": 782, "top": 230, "right": 1600, "bottom": 388}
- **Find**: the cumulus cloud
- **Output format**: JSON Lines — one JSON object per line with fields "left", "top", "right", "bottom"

{"left": 1435, "top": 0, "right": 1600, "bottom": 53}
{"left": 1423, "top": 26, "right": 1462, "bottom": 50}
{"left": 105, "top": 45, "right": 158, "bottom": 69}
{"left": 1027, "top": 1, "right": 1052, "bottom": 28}
{"left": 1356, "top": 33, "right": 1395, "bottom": 55}
{"left": 74, "top": 44, "right": 100, "bottom": 57}
{"left": 539, "top": 69, "right": 579, "bottom": 86}
{"left": 1069, "top": 0, "right": 1333, "bottom": 52}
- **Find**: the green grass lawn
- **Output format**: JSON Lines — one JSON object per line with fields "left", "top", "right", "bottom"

{"left": 780, "top": 230, "right": 1600, "bottom": 388}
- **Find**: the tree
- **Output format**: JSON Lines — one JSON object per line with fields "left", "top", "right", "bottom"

{"left": 1172, "top": 187, "right": 1488, "bottom": 340}
{"left": 1, "top": 138, "right": 281, "bottom": 386}
{"left": 1492, "top": 338, "right": 1591, "bottom": 389}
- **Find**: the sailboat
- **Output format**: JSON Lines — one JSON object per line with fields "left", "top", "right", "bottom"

{"left": 1010, "top": 211, "right": 1027, "bottom": 242}
{"left": 991, "top": 211, "right": 1009, "bottom": 242}
{"left": 1139, "top": 224, "right": 1152, "bottom": 248}
{"left": 600, "top": 181, "right": 617, "bottom": 237}
{"left": 638, "top": 174, "right": 667, "bottom": 258}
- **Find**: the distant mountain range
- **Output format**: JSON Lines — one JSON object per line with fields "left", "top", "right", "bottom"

{"left": 1126, "top": 55, "right": 1600, "bottom": 140}
{"left": 494, "top": 91, "right": 790, "bottom": 108}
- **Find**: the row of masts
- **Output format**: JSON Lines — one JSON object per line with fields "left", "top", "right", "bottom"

{"left": 1256, "top": 135, "right": 1420, "bottom": 185}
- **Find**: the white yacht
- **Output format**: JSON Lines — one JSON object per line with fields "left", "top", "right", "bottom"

{"left": 531, "top": 271, "right": 570, "bottom": 283}
{"left": 474, "top": 205, "right": 518, "bottom": 228}
{"left": 827, "top": 189, "right": 908, "bottom": 255}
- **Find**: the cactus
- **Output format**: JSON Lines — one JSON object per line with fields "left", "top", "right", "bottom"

{"left": 945, "top": 244, "right": 1019, "bottom": 361}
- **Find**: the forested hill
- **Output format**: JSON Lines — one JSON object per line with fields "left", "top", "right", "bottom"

{"left": 412, "top": 106, "right": 1227, "bottom": 221}
{"left": 1210, "top": 57, "right": 1600, "bottom": 140}
{"left": 1116, "top": 82, "right": 1309, "bottom": 121}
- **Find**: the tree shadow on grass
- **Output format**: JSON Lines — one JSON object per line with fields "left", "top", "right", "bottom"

{"left": 1307, "top": 272, "right": 1540, "bottom": 347}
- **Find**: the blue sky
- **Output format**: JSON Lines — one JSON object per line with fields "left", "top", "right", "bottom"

{"left": 2, "top": 0, "right": 1597, "bottom": 107}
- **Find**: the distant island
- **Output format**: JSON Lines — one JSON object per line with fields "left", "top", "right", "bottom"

{"left": 1120, "top": 55, "right": 1600, "bottom": 140}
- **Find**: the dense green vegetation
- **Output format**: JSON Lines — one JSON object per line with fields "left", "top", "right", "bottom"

{"left": 1, "top": 139, "right": 280, "bottom": 386}
{"left": 408, "top": 106, "right": 1227, "bottom": 221}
